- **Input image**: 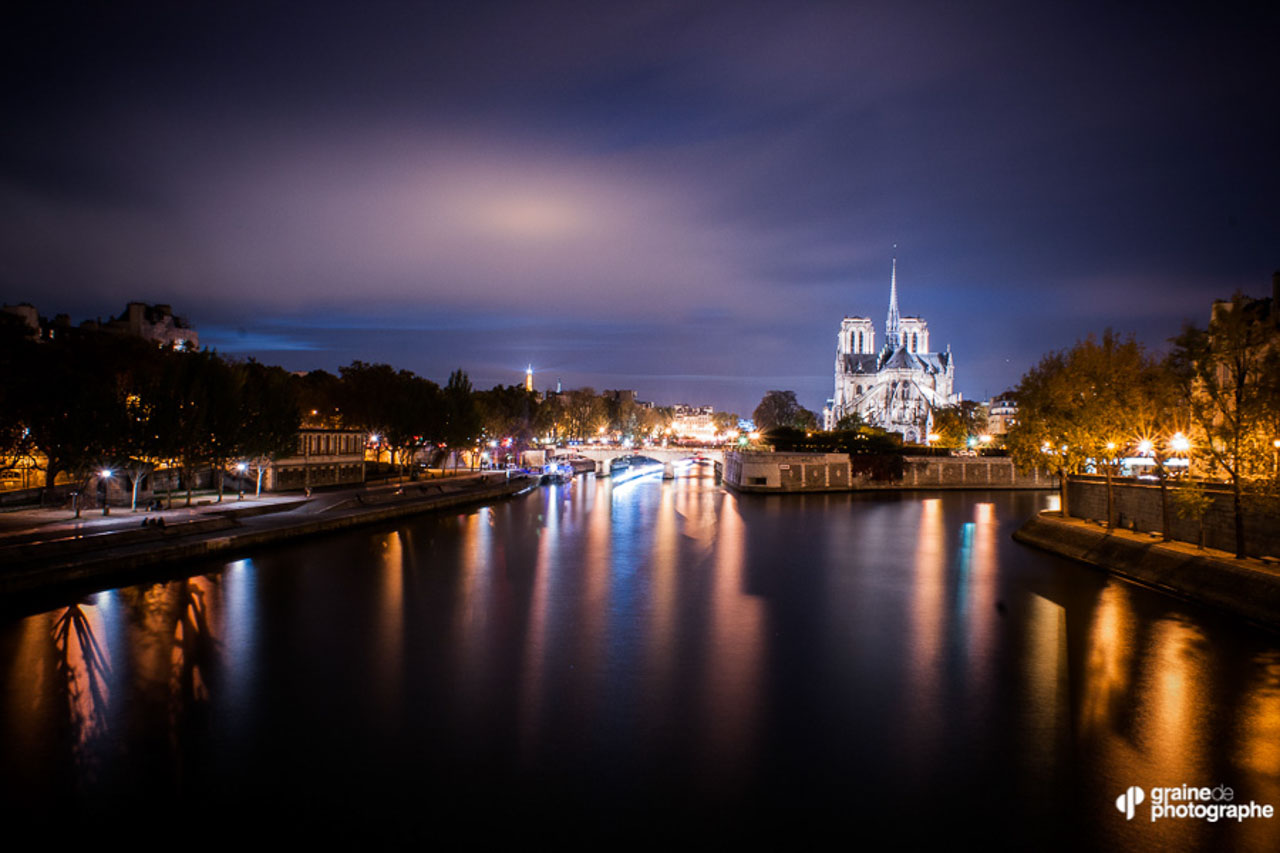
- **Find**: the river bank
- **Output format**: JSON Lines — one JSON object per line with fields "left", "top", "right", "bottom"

{"left": 1014, "top": 510, "right": 1280, "bottom": 633}
{"left": 0, "top": 472, "right": 539, "bottom": 600}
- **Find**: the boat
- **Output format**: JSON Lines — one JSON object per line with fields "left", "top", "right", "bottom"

{"left": 539, "top": 462, "right": 574, "bottom": 485}
{"left": 608, "top": 455, "right": 664, "bottom": 483}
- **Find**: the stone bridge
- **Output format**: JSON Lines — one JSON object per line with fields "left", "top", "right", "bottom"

{"left": 550, "top": 446, "right": 724, "bottom": 477}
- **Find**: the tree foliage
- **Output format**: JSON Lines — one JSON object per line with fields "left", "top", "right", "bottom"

{"left": 1168, "top": 292, "right": 1280, "bottom": 556}
{"left": 563, "top": 387, "right": 607, "bottom": 440}
{"left": 930, "top": 401, "right": 987, "bottom": 448}
{"left": 1006, "top": 330, "right": 1174, "bottom": 515}
{"left": 753, "top": 390, "right": 817, "bottom": 432}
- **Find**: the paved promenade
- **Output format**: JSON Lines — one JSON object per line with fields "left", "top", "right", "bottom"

{"left": 1015, "top": 510, "right": 1280, "bottom": 633}
{"left": 0, "top": 471, "right": 538, "bottom": 600}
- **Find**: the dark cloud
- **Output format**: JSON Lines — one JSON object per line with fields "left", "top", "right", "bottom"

{"left": 3, "top": 0, "right": 1277, "bottom": 413}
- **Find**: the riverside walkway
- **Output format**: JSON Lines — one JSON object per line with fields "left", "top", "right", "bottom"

{"left": 0, "top": 472, "right": 538, "bottom": 599}
{"left": 1015, "top": 510, "right": 1280, "bottom": 633}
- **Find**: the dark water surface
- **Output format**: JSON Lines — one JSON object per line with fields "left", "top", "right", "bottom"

{"left": 3, "top": 473, "right": 1278, "bottom": 849}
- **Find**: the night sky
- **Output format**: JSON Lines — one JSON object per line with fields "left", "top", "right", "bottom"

{"left": 4, "top": 1, "right": 1277, "bottom": 414}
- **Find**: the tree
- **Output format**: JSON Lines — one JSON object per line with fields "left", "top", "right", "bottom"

{"left": 0, "top": 315, "right": 40, "bottom": 487}
{"left": 22, "top": 330, "right": 142, "bottom": 513}
{"left": 753, "top": 390, "right": 817, "bottom": 432}
{"left": 604, "top": 394, "right": 640, "bottom": 441}
{"left": 384, "top": 372, "right": 443, "bottom": 481}
{"left": 476, "top": 384, "right": 541, "bottom": 461}
{"left": 114, "top": 340, "right": 172, "bottom": 512}
{"left": 563, "top": 388, "right": 606, "bottom": 440}
{"left": 834, "top": 411, "right": 865, "bottom": 432}
{"left": 338, "top": 361, "right": 402, "bottom": 439}
{"left": 930, "top": 402, "right": 987, "bottom": 448}
{"left": 1169, "top": 291, "right": 1280, "bottom": 557}
{"left": 711, "top": 410, "right": 740, "bottom": 438}
{"left": 1007, "top": 331, "right": 1173, "bottom": 520}
{"left": 296, "top": 369, "right": 344, "bottom": 427}
{"left": 241, "top": 361, "right": 302, "bottom": 497}
{"left": 641, "top": 406, "right": 675, "bottom": 441}
{"left": 442, "top": 369, "right": 481, "bottom": 471}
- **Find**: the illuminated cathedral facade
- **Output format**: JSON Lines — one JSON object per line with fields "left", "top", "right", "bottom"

{"left": 823, "top": 260, "right": 958, "bottom": 442}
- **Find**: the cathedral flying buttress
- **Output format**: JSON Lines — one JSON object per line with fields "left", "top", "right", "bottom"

{"left": 823, "top": 259, "right": 958, "bottom": 442}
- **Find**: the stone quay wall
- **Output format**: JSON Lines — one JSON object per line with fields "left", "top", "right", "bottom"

{"left": 723, "top": 451, "right": 1054, "bottom": 493}
{"left": 1014, "top": 512, "right": 1280, "bottom": 632}
{"left": 1066, "top": 476, "right": 1280, "bottom": 559}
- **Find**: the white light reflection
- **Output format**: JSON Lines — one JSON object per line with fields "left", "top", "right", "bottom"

{"left": 903, "top": 498, "right": 945, "bottom": 773}
{"left": 222, "top": 558, "right": 259, "bottom": 721}
{"left": 696, "top": 490, "right": 764, "bottom": 788}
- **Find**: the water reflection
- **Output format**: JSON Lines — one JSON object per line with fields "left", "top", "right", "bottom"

{"left": 904, "top": 498, "right": 945, "bottom": 774}
{"left": 698, "top": 489, "right": 763, "bottom": 789}
{"left": 1, "top": 483, "right": 1279, "bottom": 847}
{"left": 52, "top": 602, "right": 112, "bottom": 756}
{"left": 1, "top": 576, "right": 225, "bottom": 806}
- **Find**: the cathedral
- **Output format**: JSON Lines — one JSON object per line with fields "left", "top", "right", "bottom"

{"left": 823, "top": 260, "right": 957, "bottom": 442}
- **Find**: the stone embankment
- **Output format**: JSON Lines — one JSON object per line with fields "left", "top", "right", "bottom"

{"left": 1014, "top": 511, "right": 1280, "bottom": 633}
{"left": 0, "top": 474, "right": 538, "bottom": 598}
{"left": 723, "top": 450, "right": 1054, "bottom": 492}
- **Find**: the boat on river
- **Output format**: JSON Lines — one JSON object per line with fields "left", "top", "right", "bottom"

{"left": 609, "top": 455, "right": 664, "bottom": 483}
{"left": 540, "top": 462, "right": 574, "bottom": 485}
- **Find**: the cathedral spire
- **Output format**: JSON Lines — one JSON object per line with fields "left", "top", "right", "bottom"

{"left": 885, "top": 257, "right": 901, "bottom": 350}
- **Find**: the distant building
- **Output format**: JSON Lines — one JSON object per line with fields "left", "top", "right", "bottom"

{"left": 670, "top": 403, "right": 718, "bottom": 441}
{"left": 986, "top": 396, "right": 1018, "bottom": 436}
{"left": 265, "top": 428, "right": 366, "bottom": 491}
{"left": 0, "top": 303, "right": 39, "bottom": 336}
{"left": 824, "top": 259, "right": 958, "bottom": 442}
{"left": 84, "top": 302, "right": 198, "bottom": 349}
{"left": 4, "top": 301, "right": 199, "bottom": 348}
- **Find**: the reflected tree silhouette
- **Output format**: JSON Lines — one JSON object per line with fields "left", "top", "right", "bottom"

{"left": 171, "top": 578, "right": 221, "bottom": 714}
{"left": 51, "top": 603, "right": 113, "bottom": 777}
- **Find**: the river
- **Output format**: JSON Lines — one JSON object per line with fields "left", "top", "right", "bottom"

{"left": 2, "top": 471, "right": 1277, "bottom": 849}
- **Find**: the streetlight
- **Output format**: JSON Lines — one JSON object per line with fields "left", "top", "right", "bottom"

{"left": 236, "top": 462, "right": 248, "bottom": 500}
{"left": 1169, "top": 431, "right": 1191, "bottom": 480}
{"left": 100, "top": 469, "right": 112, "bottom": 516}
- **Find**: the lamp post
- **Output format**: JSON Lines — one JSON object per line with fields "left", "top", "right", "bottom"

{"left": 236, "top": 462, "right": 247, "bottom": 500}
{"left": 1170, "top": 432, "right": 1191, "bottom": 479}
{"left": 1104, "top": 441, "right": 1117, "bottom": 529}
{"left": 99, "top": 469, "right": 112, "bottom": 516}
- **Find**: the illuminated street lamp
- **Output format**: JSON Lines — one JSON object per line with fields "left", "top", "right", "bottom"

{"left": 1168, "top": 432, "right": 1192, "bottom": 480}
{"left": 1102, "top": 441, "right": 1119, "bottom": 528}
{"left": 236, "top": 462, "right": 248, "bottom": 499}
{"left": 100, "top": 469, "right": 112, "bottom": 516}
